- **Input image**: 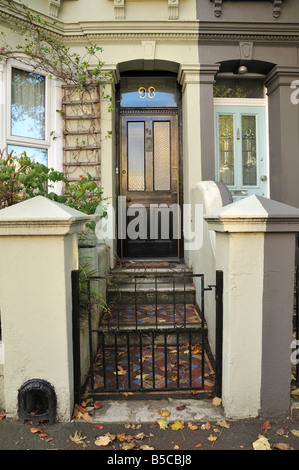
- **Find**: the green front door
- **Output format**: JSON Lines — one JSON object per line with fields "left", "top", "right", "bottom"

{"left": 214, "top": 105, "right": 267, "bottom": 200}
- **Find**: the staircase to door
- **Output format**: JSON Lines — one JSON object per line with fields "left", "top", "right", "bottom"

{"left": 77, "top": 263, "right": 223, "bottom": 400}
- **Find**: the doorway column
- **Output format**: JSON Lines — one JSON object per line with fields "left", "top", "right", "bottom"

{"left": 199, "top": 64, "right": 220, "bottom": 181}
{"left": 178, "top": 65, "right": 202, "bottom": 206}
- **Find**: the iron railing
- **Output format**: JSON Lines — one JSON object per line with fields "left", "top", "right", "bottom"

{"left": 72, "top": 270, "right": 223, "bottom": 399}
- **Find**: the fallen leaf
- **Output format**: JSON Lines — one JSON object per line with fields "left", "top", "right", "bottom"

{"left": 252, "top": 435, "right": 271, "bottom": 450}
{"left": 216, "top": 420, "right": 231, "bottom": 429}
{"left": 82, "top": 413, "right": 93, "bottom": 423}
{"left": 158, "top": 409, "right": 171, "bottom": 417}
{"left": 94, "top": 401, "right": 103, "bottom": 409}
{"left": 122, "top": 442, "right": 136, "bottom": 450}
{"left": 135, "top": 432, "right": 146, "bottom": 440}
{"left": 140, "top": 445, "right": 155, "bottom": 450}
{"left": 261, "top": 420, "right": 270, "bottom": 431}
{"left": 276, "top": 428, "right": 284, "bottom": 436}
{"left": 70, "top": 431, "right": 87, "bottom": 447}
{"left": 95, "top": 435, "right": 112, "bottom": 447}
{"left": 157, "top": 418, "right": 170, "bottom": 430}
{"left": 39, "top": 433, "right": 49, "bottom": 438}
{"left": 0, "top": 414, "right": 6, "bottom": 421}
{"left": 187, "top": 422, "right": 198, "bottom": 430}
{"left": 96, "top": 425, "right": 104, "bottom": 429}
{"left": 290, "top": 429, "right": 299, "bottom": 437}
{"left": 212, "top": 397, "right": 222, "bottom": 407}
{"left": 121, "top": 392, "right": 133, "bottom": 397}
{"left": 176, "top": 405, "right": 186, "bottom": 411}
{"left": 30, "top": 427, "right": 42, "bottom": 433}
{"left": 291, "top": 389, "right": 299, "bottom": 397}
{"left": 208, "top": 435, "right": 217, "bottom": 441}
{"left": 170, "top": 420, "right": 184, "bottom": 430}
{"left": 273, "top": 442, "right": 291, "bottom": 450}
{"left": 114, "top": 370, "right": 127, "bottom": 376}
{"left": 117, "top": 433, "right": 126, "bottom": 441}
{"left": 195, "top": 443, "right": 202, "bottom": 448}
{"left": 203, "top": 421, "right": 211, "bottom": 430}
{"left": 174, "top": 445, "right": 180, "bottom": 450}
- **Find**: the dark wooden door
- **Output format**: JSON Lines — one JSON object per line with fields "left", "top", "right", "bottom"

{"left": 120, "top": 113, "right": 180, "bottom": 258}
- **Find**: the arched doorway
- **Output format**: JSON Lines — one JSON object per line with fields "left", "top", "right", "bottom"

{"left": 116, "top": 67, "right": 183, "bottom": 260}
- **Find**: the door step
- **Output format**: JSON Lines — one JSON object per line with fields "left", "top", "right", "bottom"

{"left": 107, "top": 263, "right": 196, "bottom": 305}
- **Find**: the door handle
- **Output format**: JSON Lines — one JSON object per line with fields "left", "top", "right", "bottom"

{"left": 260, "top": 175, "right": 267, "bottom": 182}
{"left": 126, "top": 197, "right": 131, "bottom": 202}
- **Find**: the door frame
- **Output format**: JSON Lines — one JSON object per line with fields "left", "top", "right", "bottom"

{"left": 213, "top": 97, "right": 270, "bottom": 199}
{"left": 115, "top": 73, "right": 184, "bottom": 261}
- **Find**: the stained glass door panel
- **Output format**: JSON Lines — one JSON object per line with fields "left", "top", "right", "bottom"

{"left": 215, "top": 105, "right": 266, "bottom": 200}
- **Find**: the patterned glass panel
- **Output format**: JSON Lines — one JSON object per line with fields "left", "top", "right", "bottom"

{"left": 218, "top": 115, "right": 234, "bottom": 185}
{"left": 242, "top": 115, "right": 257, "bottom": 186}
{"left": 154, "top": 121, "right": 171, "bottom": 191}
{"left": 128, "top": 122, "right": 145, "bottom": 191}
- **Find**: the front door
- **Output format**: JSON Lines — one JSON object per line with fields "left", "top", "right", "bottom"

{"left": 214, "top": 105, "right": 267, "bottom": 200}
{"left": 118, "top": 75, "right": 181, "bottom": 259}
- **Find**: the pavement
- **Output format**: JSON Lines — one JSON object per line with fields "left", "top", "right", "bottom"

{"left": 1, "top": 398, "right": 299, "bottom": 453}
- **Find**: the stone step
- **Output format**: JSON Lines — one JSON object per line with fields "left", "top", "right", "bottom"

{"left": 106, "top": 263, "right": 197, "bottom": 304}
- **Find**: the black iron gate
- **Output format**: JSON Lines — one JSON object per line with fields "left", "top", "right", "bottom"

{"left": 72, "top": 270, "right": 223, "bottom": 400}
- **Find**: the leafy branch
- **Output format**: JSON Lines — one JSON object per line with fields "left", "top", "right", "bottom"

{"left": 0, "top": 0, "right": 113, "bottom": 88}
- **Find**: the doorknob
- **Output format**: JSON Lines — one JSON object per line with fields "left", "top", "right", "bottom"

{"left": 260, "top": 175, "right": 267, "bottom": 182}
{"left": 126, "top": 197, "right": 131, "bottom": 202}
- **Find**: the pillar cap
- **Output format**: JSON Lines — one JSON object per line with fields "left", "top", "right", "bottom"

{"left": 204, "top": 194, "right": 299, "bottom": 233}
{"left": 0, "top": 196, "right": 91, "bottom": 236}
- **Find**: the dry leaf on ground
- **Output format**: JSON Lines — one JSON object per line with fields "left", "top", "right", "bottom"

{"left": 212, "top": 397, "right": 222, "bottom": 407}
{"left": 252, "top": 435, "right": 271, "bottom": 450}
{"left": 140, "top": 444, "right": 155, "bottom": 450}
{"left": 290, "top": 429, "right": 299, "bottom": 437}
{"left": 70, "top": 431, "right": 87, "bottom": 447}
{"left": 157, "top": 418, "right": 170, "bottom": 430}
{"left": 95, "top": 435, "right": 112, "bottom": 447}
{"left": 158, "top": 409, "right": 171, "bottom": 417}
{"left": 273, "top": 442, "right": 291, "bottom": 450}
{"left": 94, "top": 401, "right": 103, "bottom": 409}
{"left": 170, "top": 420, "right": 184, "bottom": 430}
{"left": 216, "top": 420, "right": 231, "bottom": 429}
{"left": 187, "top": 422, "right": 198, "bottom": 430}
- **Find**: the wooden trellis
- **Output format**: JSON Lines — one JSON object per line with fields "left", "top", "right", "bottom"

{"left": 62, "top": 85, "right": 101, "bottom": 183}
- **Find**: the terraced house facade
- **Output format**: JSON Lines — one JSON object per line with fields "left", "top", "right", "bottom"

{"left": 1, "top": 0, "right": 299, "bottom": 422}
{"left": 0, "top": 0, "right": 298, "bottom": 265}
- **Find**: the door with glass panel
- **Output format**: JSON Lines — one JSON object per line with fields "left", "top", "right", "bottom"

{"left": 214, "top": 106, "right": 267, "bottom": 200}
{"left": 120, "top": 114, "right": 179, "bottom": 258}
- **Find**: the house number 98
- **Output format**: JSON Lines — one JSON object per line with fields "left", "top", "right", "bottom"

{"left": 138, "top": 86, "right": 156, "bottom": 99}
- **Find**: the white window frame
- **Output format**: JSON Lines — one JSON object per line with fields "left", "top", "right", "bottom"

{"left": 6, "top": 59, "right": 52, "bottom": 164}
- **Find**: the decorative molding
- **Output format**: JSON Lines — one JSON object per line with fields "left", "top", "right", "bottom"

{"left": 48, "top": 0, "right": 61, "bottom": 18}
{"left": 272, "top": 0, "right": 282, "bottom": 18}
{"left": 142, "top": 41, "right": 156, "bottom": 60}
{"left": 168, "top": 0, "right": 179, "bottom": 20}
{"left": 210, "top": 0, "right": 283, "bottom": 19}
{"left": 239, "top": 41, "right": 253, "bottom": 61}
{"left": 114, "top": 0, "right": 125, "bottom": 20}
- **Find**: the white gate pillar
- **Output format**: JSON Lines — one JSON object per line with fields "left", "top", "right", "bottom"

{"left": 0, "top": 196, "right": 90, "bottom": 421}
{"left": 205, "top": 195, "right": 299, "bottom": 419}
